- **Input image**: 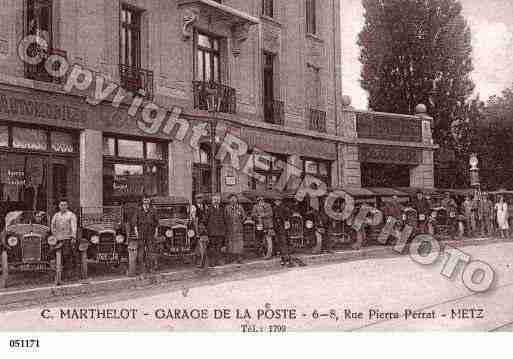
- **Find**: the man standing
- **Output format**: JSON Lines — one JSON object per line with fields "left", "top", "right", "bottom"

{"left": 132, "top": 197, "right": 159, "bottom": 274}
{"left": 413, "top": 191, "right": 431, "bottom": 234}
{"left": 51, "top": 199, "right": 78, "bottom": 282}
{"left": 251, "top": 195, "right": 274, "bottom": 253}
{"left": 204, "top": 194, "right": 226, "bottom": 267}
{"left": 480, "top": 193, "right": 494, "bottom": 237}
{"left": 462, "top": 195, "right": 475, "bottom": 237}
{"left": 224, "top": 194, "right": 246, "bottom": 264}
{"left": 272, "top": 197, "right": 292, "bottom": 267}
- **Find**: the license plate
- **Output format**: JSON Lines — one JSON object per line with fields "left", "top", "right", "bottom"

{"left": 97, "top": 252, "right": 119, "bottom": 262}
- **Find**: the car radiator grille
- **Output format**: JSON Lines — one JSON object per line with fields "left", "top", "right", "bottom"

{"left": 171, "top": 228, "right": 188, "bottom": 249}
{"left": 22, "top": 235, "right": 42, "bottom": 262}
{"left": 99, "top": 233, "right": 115, "bottom": 253}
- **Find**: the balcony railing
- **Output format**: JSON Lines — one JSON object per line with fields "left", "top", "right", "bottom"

{"left": 119, "top": 64, "right": 154, "bottom": 100}
{"left": 25, "top": 47, "right": 68, "bottom": 84}
{"left": 193, "top": 81, "right": 237, "bottom": 114}
{"left": 264, "top": 99, "right": 284, "bottom": 125}
{"left": 309, "top": 108, "right": 327, "bottom": 133}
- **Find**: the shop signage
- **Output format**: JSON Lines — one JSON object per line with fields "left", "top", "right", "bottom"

{"left": 356, "top": 112, "right": 422, "bottom": 142}
{"left": 0, "top": 93, "right": 86, "bottom": 123}
{"left": 359, "top": 145, "right": 422, "bottom": 165}
{"left": 241, "top": 128, "right": 337, "bottom": 161}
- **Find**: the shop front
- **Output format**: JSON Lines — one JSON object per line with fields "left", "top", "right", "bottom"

{"left": 0, "top": 123, "right": 79, "bottom": 229}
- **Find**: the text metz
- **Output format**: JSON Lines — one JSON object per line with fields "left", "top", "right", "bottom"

{"left": 450, "top": 308, "right": 484, "bottom": 319}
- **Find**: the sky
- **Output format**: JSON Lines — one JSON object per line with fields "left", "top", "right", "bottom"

{"left": 341, "top": 0, "right": 513, "bottom": 109}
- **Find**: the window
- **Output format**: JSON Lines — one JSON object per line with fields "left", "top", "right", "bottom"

{"left": 0, "top": 126, "right": 8, "bottom": 147}
{"left": 51, "top": 131, "right": 76, "bottom": 153}
{"left": 103, "top": 137, "right": 168, "bottom": 203}
{"left": 262, "top": 0, "right": 274, "bottom": 17}
{"left": 26, "top": 0, "right": 53, "bottom": 46}
{"left": 120, "top": 4, "right": 142, "bottom": 68}
{"left": 306, "top": 0, "right": 316, "bottom": 35}
{"left": 251, "top": 152, "right": 287, "bottom": 190}
{"left": 307, "top": 64, "right": 321, "bottom": 107}
{"left": 195, "top": 32, "right": 221, "bottom": 83}
{"left": 118, "top": 139, "right": 144, "bottom": 159}
{"left": 12, "top": 128, "right": 47, "bottom": 151}
{"left": 303, "top": 158, "right": 331, "bottom": 186}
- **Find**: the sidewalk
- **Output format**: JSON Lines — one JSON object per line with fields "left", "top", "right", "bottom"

{"left": 0, "top": 237, "right": 508, "bottom": 307}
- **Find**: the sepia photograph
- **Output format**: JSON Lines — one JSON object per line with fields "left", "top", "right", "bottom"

{"left": 0, "top": 0, "right": 512, "bottom": 352}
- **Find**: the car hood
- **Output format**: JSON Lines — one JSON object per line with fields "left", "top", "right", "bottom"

{"left": 83, "top": 223, "right": 119, "bottom": 233}
{"left": 4, "top": 223, "right": 50, "bottom": 236}
{"left": 158, "top": 218, "right": 189, "bottom": 228}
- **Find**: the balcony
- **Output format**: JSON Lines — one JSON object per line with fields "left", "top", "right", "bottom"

{"left": 25, "top": 48, "right": 68, "bottom": 84}
{"left": 264, "top": 99, "right": 284, "bottom": 125}
{"left": 193, "top": 81, "right": 237, "bottom": 114}
{"left": 309, "top": 108, "right": 327, "bottom": 133}
{"left": 119, "top": 64, "right": 154, "bottom": 100}
{"left": 356, "top": 112, "right": 422, "bottom": 142}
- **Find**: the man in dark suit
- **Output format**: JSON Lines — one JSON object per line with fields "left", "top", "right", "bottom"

{"left": 204, "top": 194, "right": 227, "bottom": 267}
{"left": 132, "top": 197, "right": 159, "bottom": 273}
{"left": 272, "top": 197, "right": 292, "bottom": 267}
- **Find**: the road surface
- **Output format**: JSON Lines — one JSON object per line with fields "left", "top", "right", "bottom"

{"left": 1, "top": 242, "right": 512, "bottom": 331}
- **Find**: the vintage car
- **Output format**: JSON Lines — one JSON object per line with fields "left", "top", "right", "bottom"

{"left": 79, "top": 206, "right": 132, "bottom": 277}
{"left": 429, "top": 206, "right": 458, "bottom": 240}
{"left": 0, "top": 211, "right": 63, "bottom": 288}
{"left": 152, "top": 196, "right": 197, "bottom": 260}
{"left": 285, "top": 193, "right": 323, "bottom": 254}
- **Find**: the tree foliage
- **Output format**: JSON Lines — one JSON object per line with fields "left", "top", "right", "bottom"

{"left": 358, "top": 0, "right": 475, "bottom": 148}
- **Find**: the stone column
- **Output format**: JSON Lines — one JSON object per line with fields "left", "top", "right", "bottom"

{"left": 80, "top": 129, "right": 103, "bottom": 208}
{"left": 168, "top": 141, "right": 193, "bottom": 201}
{"left": 341, "top": 144, "right": 361, "bottom": 187}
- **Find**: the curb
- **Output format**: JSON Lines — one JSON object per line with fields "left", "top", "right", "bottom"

{"left": 0, "top": 237, "right": 509, "bottom": 306}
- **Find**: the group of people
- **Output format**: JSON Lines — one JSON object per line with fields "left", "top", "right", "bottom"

{"left": 193, "top": 194, "right": 299, "bottom": 269}
{"left": 382, "top": 191, "right": 511, "bottom": 239}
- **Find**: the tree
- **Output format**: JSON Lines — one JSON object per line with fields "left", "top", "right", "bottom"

{"left": 358, "top": 0, "right": 475, "bottom": 149}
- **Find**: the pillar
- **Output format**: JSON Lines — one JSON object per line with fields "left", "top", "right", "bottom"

{"left": 169, "top": 141, "right": 193, "bottom": 201}
{"left": 80, "top": 129, "right": 103, "bottom": 208}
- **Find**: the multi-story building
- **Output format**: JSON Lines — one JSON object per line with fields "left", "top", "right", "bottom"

{"left": 0, "top": 0, "right": 436, "bottom": 216}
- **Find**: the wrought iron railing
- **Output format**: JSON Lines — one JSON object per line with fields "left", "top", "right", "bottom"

{"left": 193, "top": 81, "right": 237, "bottom": 114}
{"left": 309, "top": 108, "right": 327, "bottom": 133}
{"left": 119, "top": 64, "right": 154, "bottom": 100}
{"left": 264, "top": 99, "right": 284, "bottom": 125}
{"left": 25, "top": 48, "right": 68, "bottom": 84}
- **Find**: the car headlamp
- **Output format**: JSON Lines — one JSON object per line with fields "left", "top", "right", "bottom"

{"left": 47, "top": 236, "right": 57, "bottom": 246}
{"left": 165, "top": 230, "right": 173, "bottom": 238}
{"left": 91, "top": 235, "right": 100, "bottom": 244}
{"left": 306, "top": 220, "right": 314, "bottom": 229}
{"left": 116, "top": 234, "right": 125, "bottom": 244}
{"left": 187, "top": 230, "right": 195, "bottom": 238}
{"left": 7, "top": 236, "right": 18, "bottom": 247}
{"left": 257, "top": 224, "right": 264, "bottom": 231}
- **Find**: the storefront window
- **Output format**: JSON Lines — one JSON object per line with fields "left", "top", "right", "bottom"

{"left": 102, "top": 136, "right": 168, "bottom": 203}
{"left": 51, "top": 131, "right": 75, "bottom": 153}
{"left": 251, "top": 152, "right": 287, "bottom": 190}
{"left": 0, "top": 126, "right": 8, "bottom": 147}
{"left": 103, "top": 162, "right": 164, "bottom": 200}
{"left": 12, "top": 127, "right": 47, "bottom": 151}
{"left": 118, "top": 139, "right": 144, "bottom": 158}
{"left": 147, "top": 142, "right": 164, "bottom": 160}
{"left": 303, "top": 158, "right": 331, "bottom": 186}
{"left": 103, "top": 137, "right": 116, "bottom": 156}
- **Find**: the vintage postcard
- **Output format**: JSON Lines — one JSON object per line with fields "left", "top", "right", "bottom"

{"left": 0, "top": 0, "right": 512, "bottom": 345}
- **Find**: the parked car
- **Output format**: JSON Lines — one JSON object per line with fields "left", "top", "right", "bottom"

{"left": 0, "top": 211, "right": 63, "bottom": 288}
{"left": 79, "top": 206, "right": 132, "bottom": 278}
{"left": 152, "top": 197, "right": 197, "bottom": 260}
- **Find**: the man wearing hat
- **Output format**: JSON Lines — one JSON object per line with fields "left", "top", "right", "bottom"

{"left": 272, "top": 196, "right": 292, "bottom": 266}
{"left": 203, "top": 194, "right": 227, "bottom": 267}
{"left": 132, "top": 196, "right": 160, "bottom": 273}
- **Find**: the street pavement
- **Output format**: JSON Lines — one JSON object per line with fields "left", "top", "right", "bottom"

{"left": 1, "top": 242, "right": 512, "bottom": 332}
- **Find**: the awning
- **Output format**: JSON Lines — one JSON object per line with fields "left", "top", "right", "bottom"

{"left": 241, "top": 128, "right": 337, "bottom": 161}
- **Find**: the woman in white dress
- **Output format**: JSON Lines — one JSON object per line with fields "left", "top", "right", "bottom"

{"left": 495, "top": 195, "right": 509, "bottom": 239}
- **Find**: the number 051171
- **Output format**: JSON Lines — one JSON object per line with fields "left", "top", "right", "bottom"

{"left": 9, "top": 339, "right": 40, "bottom": 349}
